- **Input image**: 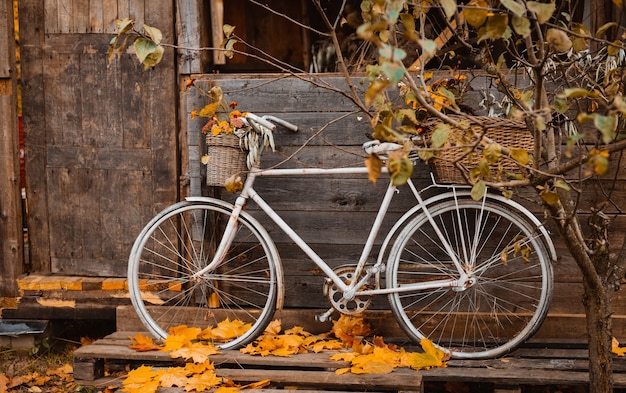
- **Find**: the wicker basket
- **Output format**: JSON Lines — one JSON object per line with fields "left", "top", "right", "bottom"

{"left": 424, "top": 116, "right": 533, "bottom": 184}
{"left": 205, "top": 134, "right": 247, "bottom": 187}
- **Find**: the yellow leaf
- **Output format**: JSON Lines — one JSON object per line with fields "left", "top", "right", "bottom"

{"left": 264, "top": 319, "right": 282, "bottom": 335}
{"left": 465, "top": 0, "right": 489, "bottom": 28}
{"left": 546, "top": 29, "right": 572, "bottom": 53}
{"left": 129, "top": 333, "right": 162, "bottom": 352}
{"left": 365, "top": 153, "right": 383, "bottom": 184}
{"left": 170, "top": 342, "right": 220, "bottom": 363}
{"left": 183, "top": 371, "right": 222, "bottom": 392}
{"left": 224, "top": 175, "right": 244, "bottom": 193}
{"left": 211, "top": 319, "right": 252, "bottom": 341}
{"left": 158, "top": 367, "right": 192, "bottom": 388}
{"left": 510, "top": 148, "right": 529, "bottom": 165}
{"left": 184, "top": 360, "right": 215, "bottom": 374}
{"left": 613, "top": 337, "right": 626, "bottom": 356}
{"left": 335, "top": 367, "right": 352, "bottom": 375}
{"left": 284, "top": 325, "right": 311, "bottom": 337}
{"left": 402, "top": 339, "right": 447, "bottom": 370}
{"left": 330, "top": 315, "right": 373, "bottom": 339}
{"left": 122, "top": 365, "right": 162, "bottom": 393}
{"left": 241, "top": 379, "right": 271, "bottom": 389}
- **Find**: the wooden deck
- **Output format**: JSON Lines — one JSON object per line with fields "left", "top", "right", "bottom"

{"left": 73, "top": 331, "right": 626, "bottom": 393}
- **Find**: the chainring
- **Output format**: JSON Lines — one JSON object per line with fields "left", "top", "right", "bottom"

{"left": 323, "top": 266, "right": 373, "bottom": 315}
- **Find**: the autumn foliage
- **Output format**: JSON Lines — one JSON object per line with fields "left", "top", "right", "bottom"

{"left": 120, "top": 316, "right": 448, "bottom": 392}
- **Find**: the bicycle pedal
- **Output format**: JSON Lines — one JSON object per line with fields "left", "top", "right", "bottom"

{"left": 315, "top": 308, "right": 334, "bottom": 323}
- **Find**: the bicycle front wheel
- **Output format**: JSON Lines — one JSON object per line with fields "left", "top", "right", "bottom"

{"left": 128, "top": 199, "right": 280, "bottom": 349}
{"left": 387, "top": 197, "right": 553, "bottom": 359}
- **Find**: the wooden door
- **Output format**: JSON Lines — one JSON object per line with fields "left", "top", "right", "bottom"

{"left": 19, "top": 0, "right": 178, "bottom": 277}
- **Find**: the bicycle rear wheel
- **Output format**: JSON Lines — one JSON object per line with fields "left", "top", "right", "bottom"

{"left": 386, "top": 196, "right": 553, "bottom": 359}
{"left": 128, "top": 199, "right": 280, "bottom": 349}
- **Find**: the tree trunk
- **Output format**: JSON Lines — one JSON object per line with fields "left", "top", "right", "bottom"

{"left": 583, "top": 279, "right": 614, "bottom": 393}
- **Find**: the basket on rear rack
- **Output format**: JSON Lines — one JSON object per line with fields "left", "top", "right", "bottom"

{"left": 423, "top": 115, "right": 534, "bottom": 184}
{"left": 205, "top": 134, "right": 248, "bottom": 187}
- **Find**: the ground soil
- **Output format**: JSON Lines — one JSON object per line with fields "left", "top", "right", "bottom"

{"left": 0, "top": 319, "right": 116, "bottom": 393}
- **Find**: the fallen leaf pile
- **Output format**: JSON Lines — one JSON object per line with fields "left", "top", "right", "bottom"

{"left": 123, "top": 314, "right": 449, "bottom": 393}
{"left": 0, "top": 363, "right": 74, "bottom": 393}
{"left": 121, "top": 361, "right": 270, "bottom": 393}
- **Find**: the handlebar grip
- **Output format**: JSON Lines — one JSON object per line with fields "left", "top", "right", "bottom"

{"left": 262, "top": 115, "right": 298, "bottom": 132}
{"left": 245, "top": 113, "right": 277, "bottom": 130}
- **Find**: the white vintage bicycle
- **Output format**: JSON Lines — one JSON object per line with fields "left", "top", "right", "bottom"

{"left": 127, "top": 113, "right": 556, "bottom": 359}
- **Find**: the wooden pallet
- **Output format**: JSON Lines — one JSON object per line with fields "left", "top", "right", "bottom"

{"left": 73, "top": 332, "right": 626, "bottom": 393}
{"left": 73, "top": 331, "right": 423, "bottom": 393}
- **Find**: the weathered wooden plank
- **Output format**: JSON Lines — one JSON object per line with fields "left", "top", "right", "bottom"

{"left": 81, "top": 51, "right": 124, "bottom": 148}
{"left": 88, "top": 0, "right": 103, "bottom": 32}
{"left": 0, "top": 0, "right": 10, "bottom": 77}
{"left": 116, "top": 0, "right": 129, "bottom": 20}
{"left": 0, "top": 0, "right": 22, "bottom": 298}
{"left": 58, "top": 0, "right": 72, "bottom": 33}
{"left": 45, "top": 51, "right": 83, "bottom": 145}
{"left": 43, "top": 0, "right": 58, "bottom": 34}
{"left": 19, "top": 0, "right": 51, "bottom": 273}
{"left": 128, "top": 0, "right": 143, "bottom": 23}
{"left": 73, "top": 0, "right": 89, "bottom": 33}
{"left": 102, "top": 0, "right": 117, "bottom": 33}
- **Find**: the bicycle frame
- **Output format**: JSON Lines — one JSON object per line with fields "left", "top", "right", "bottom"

{"left": 191, "top": 164, "right": 468, "bottom": 301}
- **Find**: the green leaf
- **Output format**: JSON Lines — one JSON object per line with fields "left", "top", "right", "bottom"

{"left": 387, "top": 156, "right": 414, "bottom": 186}
{"left": 133, "top": 37, "right": 157, "bottom": 64}
{"left": 553, "top": 98, "right": 569, "bottom": 114}
{"left": 500, "top": 0, "right": 525, "bottom": 16}
{"left": 431, "top": 124, "right": 451, "bottom": 148}
{"left": 142, "top": 24, "right": 162, "bottom": 44}
{"left": 380, "top": 62, "right": 405, "bottom": 84}
{"left": 439, "top": 0, "right": 457, "bottom": 20}
{"left": 223, "top": 24, "right": 236, "bottom": 38}
{"left": 594, "top": 114, "right": 617, "bottom": 144}
{"left": 559, "top": 88, "right": 599, "bottom": 99}
{"left": 379, "top": 44, "right": 407, "bottom": 61}
{"left": 471, "top": 180, "right": 487, "bottom": 200}
{"left": 527, "top": 1, "right": 556, "bottom": 24}
{"left": 511, "top": 15, "right": 531, "bottom": 37}
{"left": 554, "top": 179, "right": 571, "bottom": 191}
{"left": 419, "top": 39, "right": 438, "bottom": 59}
{"left": 142, "top": 45, "right": 164, "bottom": 69}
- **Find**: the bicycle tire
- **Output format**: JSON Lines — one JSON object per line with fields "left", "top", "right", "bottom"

{"left": 386, "top": 196, "right": 553, "bottom": 359}
{"left": 128, "top": 199, "right": 281, "bottom": 349}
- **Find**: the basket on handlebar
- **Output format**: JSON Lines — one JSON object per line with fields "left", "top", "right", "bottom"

{"left": 423, "top": 115, "right": 534, "bottom": 184}
{"left": 205, "top": 134, "right": 248, "bottom": 187}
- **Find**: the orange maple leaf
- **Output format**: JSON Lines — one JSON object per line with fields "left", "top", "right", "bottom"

{"left": 0, "top": 374, "right": 9, "bottom": 392}
{"left": 129, "top": 333, "right": 162, "bottom": 352}
{"left": 122, "top": 365, "right": 162, "bottom": 393}
{"left": 170, "top": 342, "right": 220, "bottom": 363}
{"left": 183, "top": 371, "right": 222, "bottom": 391}
{"left": 613, "top": 337, "right": 626, "bottom": 356}
{"left": 158, "top": 367, "right": 192, "bottom": 388}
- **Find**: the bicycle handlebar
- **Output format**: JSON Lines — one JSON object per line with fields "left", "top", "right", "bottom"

{"left": 245, "top": 113, "right": 298, "bottom": 133}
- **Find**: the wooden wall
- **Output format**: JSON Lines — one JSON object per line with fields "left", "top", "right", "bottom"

{"left": 0, "top": 0, "right": 22, "bottom": 298}
{"left": 183, "top": 74, "right": 626, "bottom": 339}
{"left": 18, "top": 0, "right": 178, "bottom": 277}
